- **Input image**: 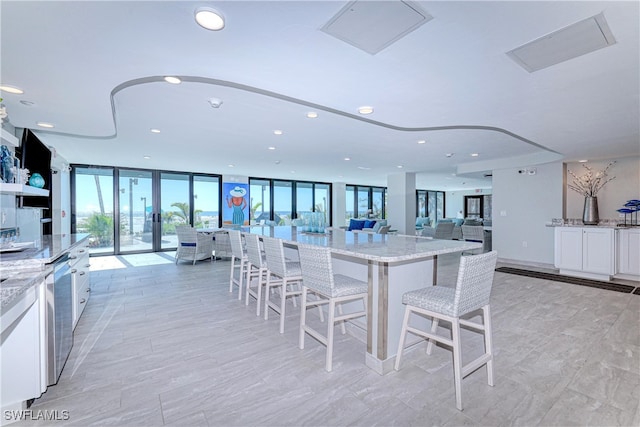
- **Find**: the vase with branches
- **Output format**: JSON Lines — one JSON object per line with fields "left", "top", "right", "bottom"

{"left": 567, "top": 161, "right": 616, "bottom": 197}
{"left": 567, "top": 161, "right": 615, "bottom": 225}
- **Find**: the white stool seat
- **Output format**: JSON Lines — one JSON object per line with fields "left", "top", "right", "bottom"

{"left": 395, "top": 250, "right": 498, "bottom": 411}
{"left": 402, "top": 286, "right": 456, "bottom": 316}
{"left": 331, "top": 274, "right": 368, "bottom": 297}
{"left": 262, "top": 236, "right": 304, "bottom": 334}
{"left": 297, "top": 243, "right": 367, "bottom": 372}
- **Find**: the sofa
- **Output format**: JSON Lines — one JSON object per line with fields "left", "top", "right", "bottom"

{"left": 346, "top": 218, "right": 389, "bottom": 234}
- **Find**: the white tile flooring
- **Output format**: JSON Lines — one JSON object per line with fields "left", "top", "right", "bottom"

{"left": 13, "top": 252, "right": 640, "bottom": 426}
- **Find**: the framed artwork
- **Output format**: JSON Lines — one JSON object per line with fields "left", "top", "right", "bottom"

{"left": 222, "top": 182, "right": 249, "bottom": 225}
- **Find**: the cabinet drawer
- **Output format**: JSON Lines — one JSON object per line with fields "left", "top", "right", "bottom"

{"left": 76, "top": 282, "right": 90, "bottom": 321}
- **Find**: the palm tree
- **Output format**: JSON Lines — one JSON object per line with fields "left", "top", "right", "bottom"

{"left": 170, "top": 202, "right": 190, "bottom": 224}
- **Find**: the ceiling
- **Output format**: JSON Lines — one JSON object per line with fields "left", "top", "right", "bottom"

{"left": 1, "top": 1, "right": 638, "bottom": 190}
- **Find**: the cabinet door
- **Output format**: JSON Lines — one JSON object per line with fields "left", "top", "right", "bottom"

{"left": 554, "top": 227, "right": 583, "bottom": 270}
{"left": 583, "top": 228, "right": 615, "bottom": 275}
{"left": 618, "top": 229, "right": 640, "bottom": 276}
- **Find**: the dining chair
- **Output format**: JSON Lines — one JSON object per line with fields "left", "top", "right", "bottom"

{"left": 461, "top": 225, "right": 486, "bottom": 254}
{"left": 244, "top": 233, "right": 268, "bottom": 316}
{"left": 175, "top": 225, "right": 214, "bottom": 265}
{"left": 228, "top": 230, "right": 249, "bottom": 301}
{"left": 297, "top": 244, "right": 367, "bottom": 372}
{"left": 394, "top": 250, "right": 498, "bottom": 411}
{"left": 423, "top": 221, "right": 455, "bottom": 239}
{"left": 262, "top": 236, "right": 304, "bottom": 333}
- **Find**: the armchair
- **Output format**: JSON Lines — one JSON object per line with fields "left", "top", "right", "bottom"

{"left": 175, "top": 225, "right": 214, "bottom": 264}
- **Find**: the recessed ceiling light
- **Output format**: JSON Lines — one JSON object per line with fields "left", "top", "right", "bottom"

{"left": 195, "top": 7, "right": 225, "bottom": 31}
{"left": 344, "top": 157, "right": 351, "bottom": 161}
{"left": 417, "top": 140, "right": 426, "bottom": 144}
{"left": 228, "top": 164, "right": 234, "bottom": 168}
{"left": 164, "top": 76, "right": 181, "bottom": 84}
{"left": 143, "top": 156, "right": 151, "bottom": 160}
{"left": 36, "top": 122, "right": 54, "bottom": 128}
{"left": 445, "top": 153, "right": 454, "bottom": 158}
{"left": 273, "top": 130, "right": 283, "bottom": 135}
{"left": 268, "top": 146, "right": 276, "bottom": 150}
{"left": 397, "top": 165, "right": 403, "bottom": 169}
{"left": 358, "top": 106, "right": 374, "bottom": 115}
{"left": 357, "top": 166, "right": 371, "bottom": 170}
{"left": 0, "top": 85, "right": 24, "bottom": 94}
{"left": 579, "top": 159, "right": 588, "bottom": 163}
{"left": 150, "top": 129, "right": 161, "bottom": 133}
{"left": 306, "top": 112, "right": 318, "bottom": 118}
{"left": 470, "top": 153, "right": 479, "bottom": 157}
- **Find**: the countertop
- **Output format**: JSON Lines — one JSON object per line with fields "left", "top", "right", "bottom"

{"left": 0, "top": 233, "right": 90, "bottom": 309}
{"left": 242, "top": 226, "right": 482, "bottom": 263}
{"left": 545, "top": 223, "right": 636, "bottom": 229}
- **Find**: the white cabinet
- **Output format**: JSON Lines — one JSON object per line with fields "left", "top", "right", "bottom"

{"left": 617, "top": 228, "right": 640, "bottom": 277}
{"left": 69, "top": 242, "right": 91, "bottom": 329}
{"left": 0, "top": 280, "right": 47, "bottom": 418}
{"left": 554, "top": 226, "right": 615, "bottom": 280}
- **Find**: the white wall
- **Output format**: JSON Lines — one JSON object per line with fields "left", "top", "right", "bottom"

{"left": 492, "top": 162, "right": 564, "bottom": 266}
{"left": 565, "top": 156, "right": 640, "bottom": 220}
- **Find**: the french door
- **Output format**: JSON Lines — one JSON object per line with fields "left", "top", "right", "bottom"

{"left": 73, "top": 166, "right": 220, "bottom": 255}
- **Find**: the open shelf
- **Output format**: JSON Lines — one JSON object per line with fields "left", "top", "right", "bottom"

{"left": 0, "top": 183, "right": 49, "bottom": 196}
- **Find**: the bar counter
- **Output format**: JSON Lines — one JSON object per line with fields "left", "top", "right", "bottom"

{"left": 242, "top": 226, "right": 481, "bottom": 374}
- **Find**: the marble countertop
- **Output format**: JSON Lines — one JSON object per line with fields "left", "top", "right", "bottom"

{"left": 0, "top": 233, "right": 90, "bottom": 309}
{"left": 243, "top": 226, "right": 482, "bottom": 263}
{"left": 0, "top": 233, "right": 90, "bottom": 264}
{"left": 545, "top": 223, "right": 634, "bottom": 229}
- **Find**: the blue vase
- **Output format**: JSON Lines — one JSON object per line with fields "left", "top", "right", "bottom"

{"left": 29, "top": 173, "right": 45, "bottom": 188}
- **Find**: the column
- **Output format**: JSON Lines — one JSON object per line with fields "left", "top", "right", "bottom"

{"left": 387, "top": 173, "right": 416, "bottom": 235}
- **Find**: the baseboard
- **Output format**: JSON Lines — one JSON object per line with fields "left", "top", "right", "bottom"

{"left": 497, "top": 257, "right": 556, "bottom": 271}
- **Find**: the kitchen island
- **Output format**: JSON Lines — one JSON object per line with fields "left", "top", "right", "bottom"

{"left": 242, "top": 226, "right": 482, "bottom": 374}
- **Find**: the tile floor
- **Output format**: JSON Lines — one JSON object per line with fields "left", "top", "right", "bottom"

{"left": 12, "top": 252, "right": 640, "bottom": 426}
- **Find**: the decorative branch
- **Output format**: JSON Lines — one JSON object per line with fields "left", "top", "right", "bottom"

{"left": 567, "top": 161, "right": 616, "bottom": 197}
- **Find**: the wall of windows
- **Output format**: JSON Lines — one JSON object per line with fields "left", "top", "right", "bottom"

{"left": 345, "top": 185, "right": 387, "bottom": 221}
{"left": 416, "top": 189, "right": 445, "bottom": 220}
{"left": 248, "top": 178, "right": 331, "bottom": 225}
{"left": 72, "top": 165, "right": 221, "bottom": 255}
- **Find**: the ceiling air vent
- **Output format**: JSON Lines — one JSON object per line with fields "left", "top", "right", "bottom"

{"left": 321, "top": 1, "right": 433, "bottom": 55}
{"left": 506, "top": 12, "right": 616, "bottom": 72}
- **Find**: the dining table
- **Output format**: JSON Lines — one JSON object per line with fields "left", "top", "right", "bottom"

{"left": 242, "top": 225, "right": 482, "bottom": 374}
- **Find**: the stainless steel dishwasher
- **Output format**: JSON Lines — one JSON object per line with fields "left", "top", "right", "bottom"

{"left": 46, "top": 253, "right": 74, "bottom": 385}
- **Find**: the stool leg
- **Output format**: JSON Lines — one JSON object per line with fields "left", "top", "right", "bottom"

{"left": 256, "top": 272, "right": 263, "bottom": 316}
{"left": 338, "top": 303, "right": 346, "bottom": 334}
{"left": 279, "top": 279, "right": 287, "bottom": 334}
{"left": 229, "top": 258, "right": 235, "bottom": 293}
{"left": 245, "top": 267, "right": 252, "bottom": 306}
{"left": 394, "top": 306, "right": 411, "bottom": 371}
{"left": 483, "top": 304, "right": 494, "bottom": 386}
{"left": 264, "top": 274, "right": 272, "bottom": 320}
{"left": 426, "top": 318, "right": 439, "bottom": 355}
{"left": 299, "top": 287, "right": 308, "bottom": 350}
{"left": 326, "top": 299, "right": 336, "bottom": 372}
{"left": 237, "top": 260, "right": 244, "bottom": 300}
{"left": 452, "top": 318, "right": 463, "bottom": 411}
